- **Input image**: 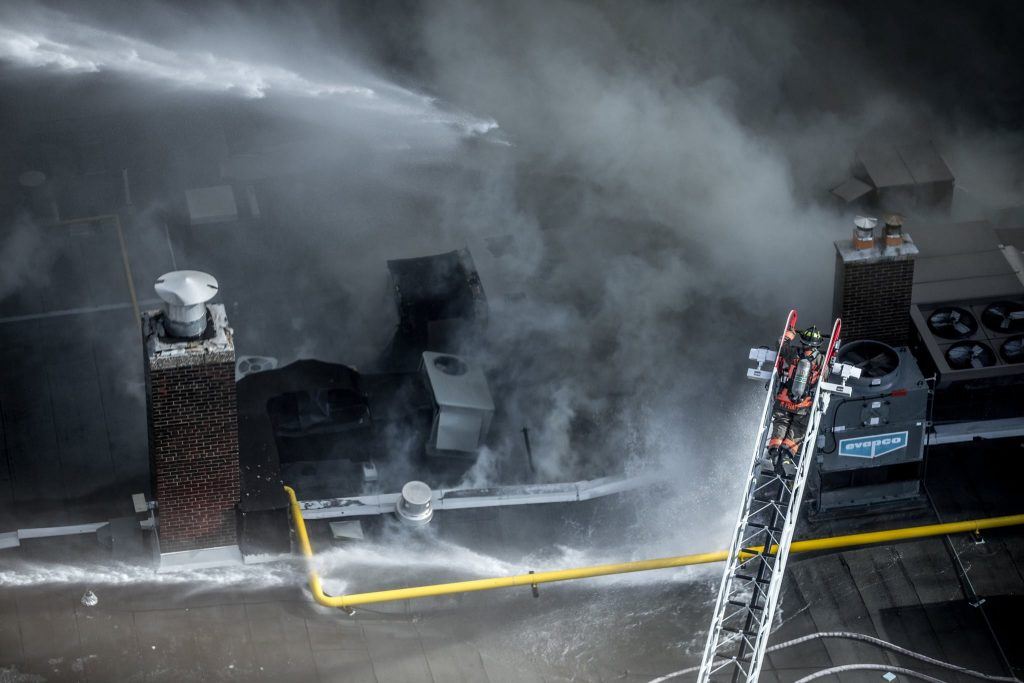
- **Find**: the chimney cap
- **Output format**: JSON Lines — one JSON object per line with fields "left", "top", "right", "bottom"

{"left": 854, "top": 216, "right": 878, "bottom": 230}
{"left": 883, "top": 213, "right": 904, "bottom": 227}
{"left": 154, "top": 271, "right": 219, "bottom": 307}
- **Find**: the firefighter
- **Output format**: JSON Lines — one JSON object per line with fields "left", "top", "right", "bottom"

{"left": 767, "top": 325, "right": 824, "bottom": 477}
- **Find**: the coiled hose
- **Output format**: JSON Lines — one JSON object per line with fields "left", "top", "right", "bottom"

{"left": 646, "top": 630, "right": 1020, "bottom": 683}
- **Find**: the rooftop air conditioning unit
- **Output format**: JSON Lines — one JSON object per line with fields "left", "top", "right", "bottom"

{"left": 911, "top": 298, "right": 1024, "bottom": 386}
{"left": 420, "top": 351, "right": 494, "bottom": 457}
{"left": 812, "top": 340, "right": 928, "bottom": 516}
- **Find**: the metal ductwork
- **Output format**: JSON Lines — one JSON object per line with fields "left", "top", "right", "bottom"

{"left": 154, "top": 270, "right": 219, "bottom": 339}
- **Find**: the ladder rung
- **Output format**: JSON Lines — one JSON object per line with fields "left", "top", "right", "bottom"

{"left": 758, "top": 467, "right": 795, "bottom": 481}
{"left": 733, "top": 573, "right": 771, "bottom": 585}
{"left": 720, "top": 626, "right": 757, "bottom": 637}
{"left": 725, "top": 602, "right": 763, "bottom": 616}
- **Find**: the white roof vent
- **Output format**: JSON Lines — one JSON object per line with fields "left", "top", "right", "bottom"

{"left": 421, "top": 351, "right": 495, "bottom": 454}
{"left": 395, "top": 481, "right": 433, "bottom": 526}
{"left": 154, "top": 270, "right": 219, "bottom": 339}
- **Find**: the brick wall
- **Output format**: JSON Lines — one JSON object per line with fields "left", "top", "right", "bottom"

{"left": 834, "top": 254, "right": 915, "bottom": 346}
{"left": 144, "top": 306, "right": 239, "bottom": 554}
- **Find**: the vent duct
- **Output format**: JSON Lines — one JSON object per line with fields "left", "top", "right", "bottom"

{"left": 396, "top": 481, "right": 433, "bottom": 526}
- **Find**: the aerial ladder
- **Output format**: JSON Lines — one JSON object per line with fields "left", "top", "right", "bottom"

{"left": 697, "top": 311, "right": 861, "bottom": 682}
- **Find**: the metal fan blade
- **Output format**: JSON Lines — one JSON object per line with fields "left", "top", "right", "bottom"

{"left": 947, "top": 348, "right": 968, "bottom": 363}
{"left": 865, "top": 353, "right": 893, "bottom": 371}
{"left": 1003, "top": 338, "right": 1023, "bottom": 362}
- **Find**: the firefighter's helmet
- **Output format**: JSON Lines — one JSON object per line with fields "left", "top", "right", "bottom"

{"left": 800, "top": 326, "right": 823, "bottom": 348}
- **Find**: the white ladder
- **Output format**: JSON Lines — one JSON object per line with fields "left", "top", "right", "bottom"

{"left": 697, "top": 318, "right": 848, "bottom": 682}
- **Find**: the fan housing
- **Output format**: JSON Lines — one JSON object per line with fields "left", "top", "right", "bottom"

{"left": 981, "top": 300, "right": 1024, "bottom": 334}
{"left": 1000, "top": 336, "right": 1024, "bottom": 364}
{"left": 927, "top": 306, "right": 978, "bottom": 340}
{"left": 944, "top": 341, "right": 996, "bottom": 370}
{"left": 835, "top": 340, "right": 902, "bottom": 392}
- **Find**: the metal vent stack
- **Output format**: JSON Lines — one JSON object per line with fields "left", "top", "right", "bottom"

{"left": 154, "top": 270, "right": 219, "bottom": 339}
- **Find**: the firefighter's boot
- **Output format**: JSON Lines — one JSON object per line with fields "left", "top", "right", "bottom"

{"left": 775, "top": 448, "right": 797, "bottom": 478}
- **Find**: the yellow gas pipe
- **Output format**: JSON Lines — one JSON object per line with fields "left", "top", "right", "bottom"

{"left": 283, "top": 486, "right": 1024, "bottom": 609}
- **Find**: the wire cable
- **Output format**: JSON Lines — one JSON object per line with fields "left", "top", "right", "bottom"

{"left": 647, "top": 630, "right": 1020, "bottom": 683}
{"left": 794, "top": 664, "right": 944, "bottom": 683}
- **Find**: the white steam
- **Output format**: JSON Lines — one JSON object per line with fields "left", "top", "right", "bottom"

{"left": 0, "top": 4, "right": 497, "bottom": 138}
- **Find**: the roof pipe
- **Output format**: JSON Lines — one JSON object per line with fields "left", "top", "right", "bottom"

{"left": 283, "top": 486, "right": 1024, "bottom": 609}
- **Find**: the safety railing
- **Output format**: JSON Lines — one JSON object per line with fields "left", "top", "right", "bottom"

{"left": 283, "top": 486, "right": 1024, "bottom": 609}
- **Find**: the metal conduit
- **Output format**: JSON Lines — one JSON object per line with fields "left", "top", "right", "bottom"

{"left": 283, "top": 486, "right": 1024, "bottom": 609}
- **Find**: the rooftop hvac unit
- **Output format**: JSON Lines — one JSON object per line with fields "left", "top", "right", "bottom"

{"left": 812, "top": 340, "right": 928, "bottom": 516}
{"left": 911, "top": 297, "right": 1024, "bottom": 387}
{"left": 420, "top": 351, "right": 494, "bottom": 458}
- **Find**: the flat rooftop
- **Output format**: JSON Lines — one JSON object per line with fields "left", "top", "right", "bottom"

{"left": 910, "top": 219, "right": 1024, "bottom": 303}
{"left": 2, "top": 443, "right": 1023, "bottom": 681}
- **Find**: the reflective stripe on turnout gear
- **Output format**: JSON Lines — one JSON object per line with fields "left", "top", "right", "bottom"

{"left": 775, "top": 387, "right": 813, "bottom": 411}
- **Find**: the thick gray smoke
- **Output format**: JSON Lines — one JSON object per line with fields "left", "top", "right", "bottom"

{"left": 2, "top": 0, "right": 1022, "bottom": 550}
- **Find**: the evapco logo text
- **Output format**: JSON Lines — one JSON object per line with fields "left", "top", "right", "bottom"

{"left": 838, "top": 431, "right": 909, "bottom": 458}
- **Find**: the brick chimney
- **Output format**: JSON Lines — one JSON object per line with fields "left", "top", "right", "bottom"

{"left": 142, "top": 271, "right": 240, "bottom": 561}
{"left": 833, "top": 217, "right": 919, "bottom": 346}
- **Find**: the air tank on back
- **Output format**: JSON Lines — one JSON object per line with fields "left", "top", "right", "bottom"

{"left": 791, "top": 358, "right": 812, "bottom": 399}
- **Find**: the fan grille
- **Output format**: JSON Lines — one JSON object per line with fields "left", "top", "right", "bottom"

{"left": 837, "top": 340, "right": 900, "bottom": 378}
{"left": 1000, "top": 336, "right": 1024, "bottom": 364}
{"left": 945, "top": 341, "right": 996, "bottom": 370}
{"left": 981, "top": 300, "right": 1024, "bottom": 334}
{"left": 927, "top": 307, "right": 978, "bottom": 340}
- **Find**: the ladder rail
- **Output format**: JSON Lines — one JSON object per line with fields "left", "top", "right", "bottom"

{"left": 697, "top": 363, "right": 782, "bottom": 680}
{"left": 698, "top": 316, "right": 840, "bottom": 682}
{"left": 745, "top": 382, "right": 831, "bottom": 681}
